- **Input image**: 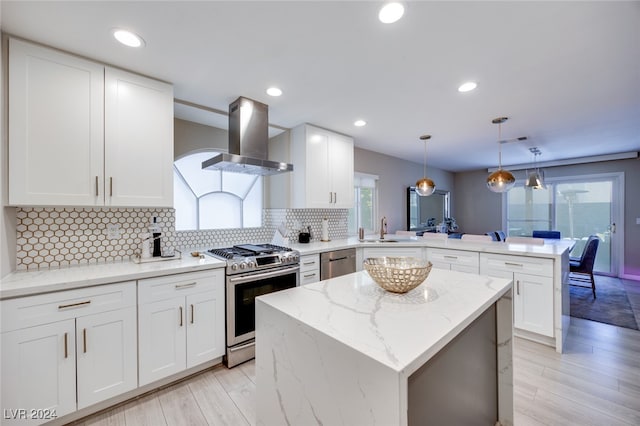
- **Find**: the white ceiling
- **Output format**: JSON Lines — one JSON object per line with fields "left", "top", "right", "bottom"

{"left": 2, "top": 1, "right": 639, "bottom": 172}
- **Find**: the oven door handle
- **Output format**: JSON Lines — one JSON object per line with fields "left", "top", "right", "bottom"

{"left": 228, "top": 266, "right": 300, "bottom": 284}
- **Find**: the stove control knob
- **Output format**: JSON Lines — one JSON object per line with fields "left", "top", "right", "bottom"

{"left": 248, "top": 261, "right": 256, "bottom": 268}
{"left": 231, "top": 263, "right": 238, "bottom": 271}
{"left": 239, "top": 262, "right": 247, "bottom": 270}
{"left": 293, "top": 254, "right": 299, "bottom": 262}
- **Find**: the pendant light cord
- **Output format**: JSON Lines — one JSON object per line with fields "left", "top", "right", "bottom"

{"left": 423, "top": 139, "right": 427, "bottom": 178}
{"left": 498, "top": 121, "right": 503, "bottom": 169}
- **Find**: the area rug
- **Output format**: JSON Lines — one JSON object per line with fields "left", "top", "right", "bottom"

{"left": 570, "top": 276, "right": 639, "bottom": 330}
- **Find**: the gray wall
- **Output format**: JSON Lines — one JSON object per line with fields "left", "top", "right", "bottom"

{"left": 354, "top": 147, "right": 455, "bottom": 235}
{"left": 174, "top": 118, "right": 227, "bottom": 159}
{"left": 454, "top": 157, "right": 640, "bottom": 278}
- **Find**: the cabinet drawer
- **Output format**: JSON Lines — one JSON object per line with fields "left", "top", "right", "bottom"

{"left": 300, "top": 269, "right": 320, "bottom": 285}
{"left": 138, "top": 269, "right": 224, "bottom": 304}
{"left": 300, "top": 254, "right": 320, "bottom": 272}
{"left": 1, "top": 281, "right": 136, "bottom": 333}
{"left": 427, "top": 248, "right": 479, "bottom": 268}
{"left": 362, "top": 247, "right": 424, "bottom": 260}
{"left": 480, "top": 254, "right": 553, "bottom": 277}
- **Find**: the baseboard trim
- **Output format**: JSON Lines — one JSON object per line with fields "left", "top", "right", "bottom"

{"left": 620, "top": 273, "right": 640, "bottom": 282}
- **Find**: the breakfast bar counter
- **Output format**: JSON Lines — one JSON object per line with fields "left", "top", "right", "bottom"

{"left": 255, "top": 268, "right": 514, "bottom": 425}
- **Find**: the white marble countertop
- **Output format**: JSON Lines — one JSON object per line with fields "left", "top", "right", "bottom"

{"left": 0, "top": 254, "right": 226, "bottom": 300}
{"left": 256, "top": 268, "right": 512, "bottom": 375}
{"left": 1, "top": 236, "right": 570, "bottom": 300}
{"left": 290, "top": 236, "right": 573, "bottom": 259}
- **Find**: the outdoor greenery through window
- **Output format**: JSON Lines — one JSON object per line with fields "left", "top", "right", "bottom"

{"left": 348, "top": 173, "right": 378, "bottom": 236}
{"left": 173, "top": 151, "right": 263, "bottom": 230}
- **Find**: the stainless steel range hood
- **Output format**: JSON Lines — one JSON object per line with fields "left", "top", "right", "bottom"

{"left": 202, "top": 97, "right": 293, "bottom": 176}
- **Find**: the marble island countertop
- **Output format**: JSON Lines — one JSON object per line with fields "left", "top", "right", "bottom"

{"left": 257, "top": 268, "right": 512, "bottom": 375}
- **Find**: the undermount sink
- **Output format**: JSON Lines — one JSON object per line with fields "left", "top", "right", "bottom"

{"left": 359, "top": 239, "right": 399, "bottom": 243}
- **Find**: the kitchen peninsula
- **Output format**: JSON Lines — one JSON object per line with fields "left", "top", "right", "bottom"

{"left": 255, "top": 268, "right": 514, "bottom": 426}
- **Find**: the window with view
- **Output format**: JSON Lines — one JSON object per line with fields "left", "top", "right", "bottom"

{"left": 173, "top": 151, "right": 263, "bottom": 230}
{"left": 348, "top": 173, "right": 378, "bottom": 236}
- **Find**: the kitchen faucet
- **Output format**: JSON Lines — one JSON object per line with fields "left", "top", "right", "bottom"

{"left": 380, "top": 216, "right": 387, "bottom": 239}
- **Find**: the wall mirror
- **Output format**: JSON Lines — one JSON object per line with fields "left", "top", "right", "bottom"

{"left": 406, "top": 187, "right": 450, "bottom": 232}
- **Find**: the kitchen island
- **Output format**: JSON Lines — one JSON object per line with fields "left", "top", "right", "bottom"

{"left": 255, "top": 268, "right": 514, "bottom": 425}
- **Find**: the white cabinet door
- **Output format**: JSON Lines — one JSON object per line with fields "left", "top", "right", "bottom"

{"left": 8, "top": 38, "right": 104, "bottom": 206}
{"left": 76, "top": 307, "right": 137, "bottom": 409}
{"left": 1, "top": 320, "right": 76, "bottom": 424}
{"left": 138, "top": 297, "right": 186, "bottom": 386}
{"left": 330, "top": 133, "right": 355, "bottom": 208}
{"left": 185, "top": 290, "right": 225, "bottom": 368}
{"left": 104, "top": 67, "right": 174, "bottom": 207}
{"left": 289, "top": 124, "right": 354, "bottom": 209}
{"left": 303, "top": 127, "right": 332, "bottom": 208}
{"left": 363, "top": 247, "right": 424, "bottom": 260}
{"left": 514, "top": 273, "right": 554, "bottom": 337}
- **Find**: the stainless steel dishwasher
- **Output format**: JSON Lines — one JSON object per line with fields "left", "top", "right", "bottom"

{"left": 320, "top": 248, "right": 356, "bottom": 280}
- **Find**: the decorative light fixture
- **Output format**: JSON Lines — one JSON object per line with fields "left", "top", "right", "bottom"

{"left": 354, "top": 119, "right": 367, "bottom": 127}
{"left": 415, "top": 134, "right": 435, "bottom": 196}
{"left": 525, "top": 147, "right": 545, "bottom": 189}
{"left": 379, "top": 2, "right": 405, "bottom": 24}
{"left": 112, "top": 29, "right": 145, "bottom": 48}
{"left": 266, "top": 87, "right": 282, "bottom": 97}
{"left": 458, "top": 81, "right": 477, "bottom": 92}
{"left": 486, "top": 117, "right": 516, "bottom": 193}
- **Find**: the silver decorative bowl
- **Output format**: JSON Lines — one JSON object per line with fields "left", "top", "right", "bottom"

{"left": 363, "top": 257, "right": 432, "bottom": 293}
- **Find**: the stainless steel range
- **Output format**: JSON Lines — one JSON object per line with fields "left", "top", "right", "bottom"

{"left": 207, "top": 244, "right": 299, "bottom": 367}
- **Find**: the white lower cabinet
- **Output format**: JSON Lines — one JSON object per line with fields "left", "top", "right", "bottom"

{"left": 426, "top": 248, "right": 479, "bottom": 273}
{"left": 300, "top": 254, "right": 320, "bottom": 285}
{"left": 0, "top": 282, "right": 137, "bottom": 425}
{"left": 480, "top": 254, "right": 554, "bottom": 337}
{"left": 362, "top": 246, "right": 425, "bottom": 260}
{"left": 138, "top": 269, "right": 225, "bottom": 386}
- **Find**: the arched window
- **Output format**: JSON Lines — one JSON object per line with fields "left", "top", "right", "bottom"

{"left": 173, "top": 151, "right": 262, "bottom": 230}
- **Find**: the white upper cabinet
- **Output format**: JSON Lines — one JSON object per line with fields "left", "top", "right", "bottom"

{"left": 289, "top": 124, "right": 354, "bottom": 209}
{"left": 9, "top": 38, "right": 104, "bottom": 206}
{"left": 8, "top": 38, "right": 174, "bottom": 207}
{"left": 104, "top": 68, "right": 174, "bottom": 207}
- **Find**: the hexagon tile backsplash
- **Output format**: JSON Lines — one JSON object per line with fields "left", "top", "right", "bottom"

{"left": 15, "top": 207, "right": 349, "bottom": 270}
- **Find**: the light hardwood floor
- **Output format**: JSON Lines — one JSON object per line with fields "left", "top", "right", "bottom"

{"left": 71, "top": 317, "right": 640, "bottom": 426}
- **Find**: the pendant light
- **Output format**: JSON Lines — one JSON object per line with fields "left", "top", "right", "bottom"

{"left": 486, "top": 117, "right": 516, "bottom": 193}
{"left": 415, "top": 134, "right": 435, "bottom": 196}
{"left": 525, "top": 147, "right": 545, "bottom": 189}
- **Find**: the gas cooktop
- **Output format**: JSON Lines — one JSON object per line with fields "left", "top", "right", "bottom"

{"left": 206, "top": 244, "right": 299, "bottom": 274}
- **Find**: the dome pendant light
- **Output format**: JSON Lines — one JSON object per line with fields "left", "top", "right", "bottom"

{"left": 415, "top": 134, "right": 436, "bottom": 196}
{"left": 487, "top": 117, "right": 516, "bottom": 193}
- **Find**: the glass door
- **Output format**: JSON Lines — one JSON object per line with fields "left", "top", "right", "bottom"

{"left": 506, "top": 173, "right": 621, "bottom": 276}
{"left": 555, "top": 180, "right": 615, "bottom": 275}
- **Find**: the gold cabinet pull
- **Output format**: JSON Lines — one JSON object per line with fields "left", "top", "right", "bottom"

{"left": 334, "top": 192, "right": 337, "bottom": 203}
{"left": 64, "top": 332, "right": 68, "bottom": 358}
{"left": 58, "top": 300, "right": 91, "bottom": 310}
{"left": 505, "top": 262, "right": 523, "bottom": 267}
{"left": 95, "top": 176, "right": 99, "bottom": 196}
{"left": 179, "top": 306, "right": 183, "bottom": 327}
{"left": 83, "top": 328, "right": 87, "bottom": 353}
{"left": 109, "top": 177, "right": 113, "bottom": 197}
{"left": 304, "top": 273, "right": 316, "bottom": 278}
{"left": 190, "top": 304, "right": 194, "bottom": 324}
{"left": 517, "top": 280, "right": 520, "bottom": 295}
{"left": 329, "top": 192, "right": 332, "bottom": 203}
{"left": 444, "top": 255, "right": 458, "bottom": 260}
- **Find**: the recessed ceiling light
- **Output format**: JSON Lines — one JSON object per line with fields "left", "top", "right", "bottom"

{"left": 266, "top": 87, "right": 283, "bottom": 97}
{"left": 379, "top": 2, "right": 405, "bottom": 24}
{"left": 113, "top": 29, "right": 145, "bottom": 48}
{"left": 458, "top": 81, "right": 478, "bottom": 92}
{"left": 354, "top": 120, "right": 367, "bottom": 127}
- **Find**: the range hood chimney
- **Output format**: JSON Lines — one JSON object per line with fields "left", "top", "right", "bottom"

{"left": 202, "top": 96, "right": 293, "bottom": 175}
